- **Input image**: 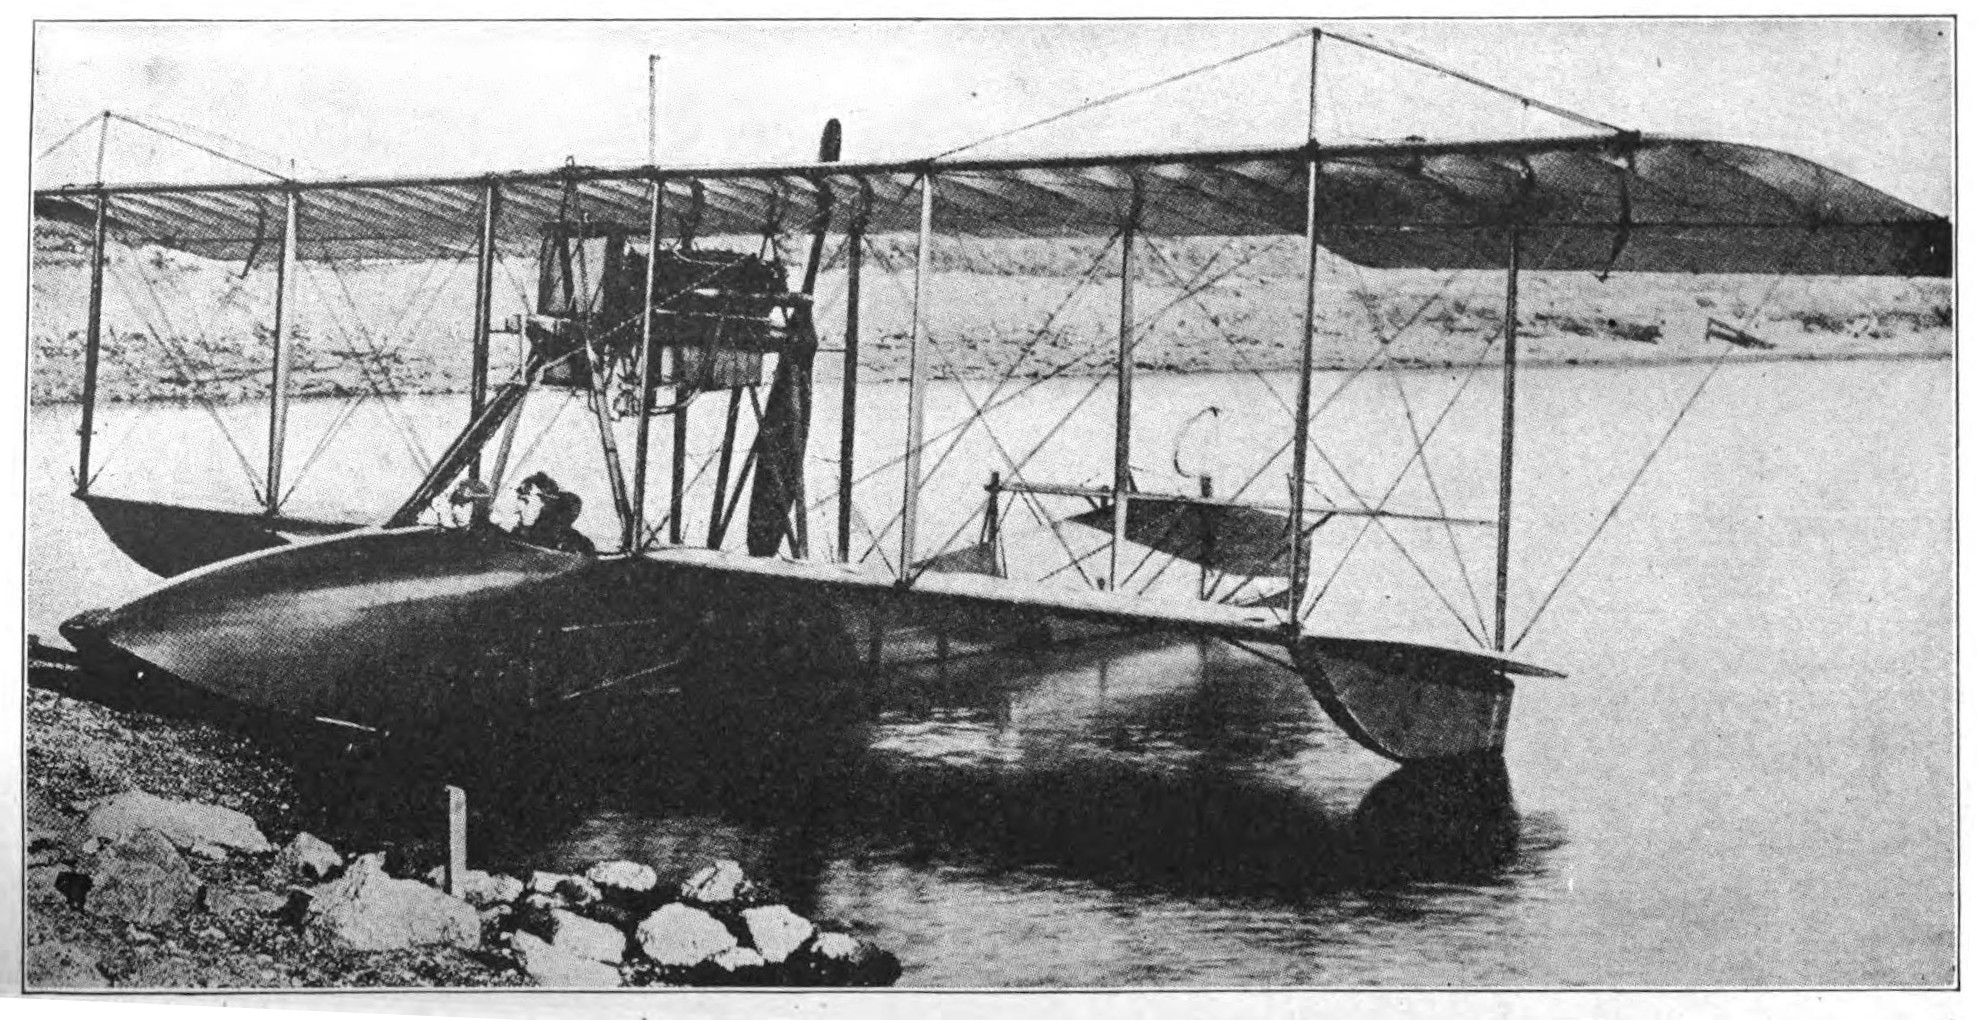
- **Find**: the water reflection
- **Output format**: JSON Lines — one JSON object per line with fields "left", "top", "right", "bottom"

{"left": 275, "top": 635, "right": 1550, "bottom": 910}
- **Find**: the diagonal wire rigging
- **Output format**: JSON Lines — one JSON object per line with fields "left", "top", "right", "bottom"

{"left": 930, "top": 29, "right": 1308, "bottom": 161}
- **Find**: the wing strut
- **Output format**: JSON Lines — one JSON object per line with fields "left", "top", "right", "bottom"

{"left": 468, "top": 180, "right": 501, "bottom": 483}
{"left": 264, "top": 189, "right": 299, "bottom": 516}
{"left": 898, "top": 172, "right": 935, "bottom": 583}
{"left": 1493, "top": 229, "right": 1522, "bottom": 651}
{"left": 75, "top": 189, "right": 108, "bottom": 497}
{"left": 1107, "top": 175, "right": 1141, "bottom": 590}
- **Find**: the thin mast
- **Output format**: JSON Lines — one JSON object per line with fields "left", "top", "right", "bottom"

{"left": 629, "top": 177, "right": 663, "bottom": 550}
{"left": 468, "top": 180, "right": 500, "bottom": 484}
{"left": 898, "top": 172, "right": 934, "bottom": 583}
{"left": 265, "top": 189, "right": 299, "bottom": 514}
{"left": 75, "top": 190, "right": 109, "bottom": 496}
{"left": 837, "top": 180, "right": 870, "bottom": 562}
{"left": 1494, "top": 229, "right": 1522, "bottom": 651}
{"left": 647, "top": 56, "right": 660, "bottom": 166}
{"left": 1285, "top": 27, "right": 1323, "bottom": 625}
{"left": 1107, "top": 176, "right": 1141, "bottom": 591}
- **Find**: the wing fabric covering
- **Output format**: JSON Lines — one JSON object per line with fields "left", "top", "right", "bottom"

{"left": 36, "top": 135, "right": 1947, "bottom": 276}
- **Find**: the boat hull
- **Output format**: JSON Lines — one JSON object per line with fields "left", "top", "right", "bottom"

{"left": 60, "top": 527, "right": 1538, "bottom": 762}
{"left": 80, "top": 493, "right": 360, "bottom": 577}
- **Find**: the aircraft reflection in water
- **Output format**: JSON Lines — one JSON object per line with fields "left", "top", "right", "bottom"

{"left": 168, "top": 631, "right": 1552, "bottom": 913}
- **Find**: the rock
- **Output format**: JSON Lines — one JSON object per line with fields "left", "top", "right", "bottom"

{"left": 527, "top": 870, "right": 574, "bottom": 895}
{"left": 203, "top": 885, "right": 288, "bottom": 918}
{"left": 512, "top": 931, "right": 622, "bottom": 988}
{"left": 25, "top": 864, "right": 70, "bottom": 907}
{"left": 793, "top": 931, "right": 903, "bottom": 987}
{"left": 812, "top": 931, "right": 860, "bottom": 961}
{"left": 678, "top": 859, "right": 754, "bottom": 907}
{"left": 556, "top": 875, "right": 601, "bottom": 907}
{"left": 741, "top": 904, "right": 815, "bottom": 964}
{"left": 188, "top": 842, "right": 230, "bottom": 862}
{"left": 82, "top": 790, "right": 272, "bottom": 855}
{"left": 306, "top": 852, "right": 480, "bottom": 951}
{"left": 424, "top": 865, "right": 524, "bottom": 908}
{"left": 542, "top": 908, "right": 628, "bottom": 964}
{"left": 24, "top": 942, "right": 108, "bottom": 989}
{"left": 84, "top": 828, "right": 201, "bottom": 927}
{"left": 586, "top": 860, "right": 658, "bottom": 897}
{"left": 635, "top": 903, "right": 739, "bottom": 967}
{"left": 273, "top": 832, "right": 342, "bottom": 882}
{"left": 699, "top": 945, "right": 771, "bottom": 985}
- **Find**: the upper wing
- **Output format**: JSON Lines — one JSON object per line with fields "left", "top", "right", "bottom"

{"left": 33, "top": 133, "right": 1949, "bottom": 276}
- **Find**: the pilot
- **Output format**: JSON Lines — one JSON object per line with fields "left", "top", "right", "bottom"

{"left": 446, "top": 478, "right": 496, "bottom": 530}
{"left": 513, "top": 471, "right": 597, "bottom": 555}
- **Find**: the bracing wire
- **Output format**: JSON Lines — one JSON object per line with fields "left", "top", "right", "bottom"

{"left": 1510, "top": 233, "right": 1817, "bottom": 652}
{"left": 930, "top": 29, "right": 1308, "bottom": 161}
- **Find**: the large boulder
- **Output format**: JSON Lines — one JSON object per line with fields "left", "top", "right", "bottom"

{"left": 678, "top": 859, "right": 755, "bottom": 908}
{"left": 306, "top": 853, "right": 480, "bottom": 951}
{"left": 84, "top": 828, "right": 201, "bottom": 927}
{"left": 424, "top": 866, "right": 524, "bottom": 909}
{"left": 740, "top": 904, "right": 815, "bottom": 964}
{"left": 586, "top": 860, "right": 658, "bottom": 898}
{"left": 82, "top": 791, "right": 272, "bottom": 855}
{"left": 512, "top": 931, "right": 622, "bottom": 988}
{"left": 272, "top": 832, "right": 342, "bottom": 882}
{"left": 24, "top": 942, "right": 108, "bottom": 989}
{"left": 635, "top": 903, "right": 738, "bottom": 967}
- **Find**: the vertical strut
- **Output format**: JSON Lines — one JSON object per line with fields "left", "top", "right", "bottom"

{"left": 898, "top": 173, "right": 934, "bottom": 584}
{"left": 629, "top": 178, "right": 663, "bottom": 550}
{"left": 75, "top": 190, "right": 108, "bottom": 496}
{"left": 1285, "top": 158, "right": 1322, "bottom": 625}
{"left": 1286, "top": 29, "right": 1324, "bottom": 626}
{"left": 837, "top": 181, "right": 870, "bottom": 562}
{"left": 468, "top": 181, "right": 500, "bottom": 483}
{"left": 1108, "top": 177, "right": 1142, "bottom": 591}
{"left": 265, "top": 189, "right": 299, "bottom": 514}
{"left": 1494, "top": 230, "right": 1522, "bottom": 651}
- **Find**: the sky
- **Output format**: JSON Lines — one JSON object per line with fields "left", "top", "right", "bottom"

{"left": 29, "top": 18, "right": 1955, "bottom": 212}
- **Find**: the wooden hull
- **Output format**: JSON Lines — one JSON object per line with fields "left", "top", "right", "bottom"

{"left": 61, "top": 528, "right": 1549, "bottom": 761}
{"left": 79, "top": 493, "right": 360, "bottom": 577}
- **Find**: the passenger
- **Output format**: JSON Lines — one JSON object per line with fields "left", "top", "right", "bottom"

{"left": 513, "top": 472, "right": 598, "bottom": 555}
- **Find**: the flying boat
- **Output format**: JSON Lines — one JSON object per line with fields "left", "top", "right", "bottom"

{"left": 35, "top": 28, "right": 1951, "bottom": 763}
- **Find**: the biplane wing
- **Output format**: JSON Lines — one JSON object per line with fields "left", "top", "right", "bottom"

{"left": 36, "top": 134, "right": 1949, "bottom": 275}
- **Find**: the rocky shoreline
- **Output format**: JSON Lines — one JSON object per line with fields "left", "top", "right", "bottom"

{"left": 24, "top": 669, "right": 900, "bottom": 991}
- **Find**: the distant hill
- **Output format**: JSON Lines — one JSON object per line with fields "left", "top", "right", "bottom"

{"left": 30, "top": 221, "right": 1951, "bottom": 405}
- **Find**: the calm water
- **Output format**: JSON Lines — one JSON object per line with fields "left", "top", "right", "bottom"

{"left": 25, "top": 358, "right": 1954, "bottom": 986}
